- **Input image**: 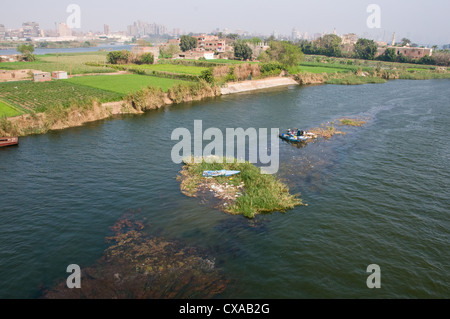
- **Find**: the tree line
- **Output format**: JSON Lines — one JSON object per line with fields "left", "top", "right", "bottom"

{"left": 298, "top": 34, "right": 447, "bottom": 66}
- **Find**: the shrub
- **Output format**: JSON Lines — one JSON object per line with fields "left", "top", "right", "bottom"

{"left": 260, "top": 62, "right": 284, "bottom": 75}
{"left": 136, "top": 53, "right": 154, "bottom": 65}
{"left": 107, "top": 50, "right": 130, "bottom": 64}
{"left": 199, "top": 68, "right": 214, "bottom": 84}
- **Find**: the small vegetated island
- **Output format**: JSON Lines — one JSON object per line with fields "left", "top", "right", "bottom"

{"left": 178, "top": 118, "right": 367, "bottom": 218}
{"left": 178, "top": 156, "right": 303, "bottom": 219}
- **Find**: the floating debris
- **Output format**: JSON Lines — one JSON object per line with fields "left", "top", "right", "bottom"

{"left": 41, "top": 211, "right": 228, "bottom": 299}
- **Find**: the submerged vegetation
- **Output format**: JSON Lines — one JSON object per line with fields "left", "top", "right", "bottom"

{"left": 338, "top": 118, "right": 367, "bottom": 127}
{"left": 178, "top": 157, "right": 303, "bottom": 219}
{"left": 308, "top": 117, "right": 367, "bottom": 139}
{"left": 43, "top": 211, "right": 228, "bottom": 299}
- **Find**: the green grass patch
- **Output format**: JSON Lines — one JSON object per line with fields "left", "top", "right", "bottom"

{"left": 0, "top": 52, "right": 115, "bottom": 75}
{"left": 123, "top": 64, "right": 208, "bottom": 75}
{"left": 0, "top": 99, "right": 22, "bottom": 117}
{"left": 178, "top": 157, "right": 303, "bottom": 218}
{"left": 398, "top": 71, "right": 450, "bottom": 80}
{"left": 326, "top": 75, "right": 387, "bottom": 85}
{"left": 295, "top": 65, "right": 350, "bottom": 74}
{"left": 66, "top": 74, "right": 189, "bottom": 95}
{"left": 0, "top": 80, "right": 122, "bottom": 113}
{"left": 204, "top": 59, "right": 258, "bottom": 65}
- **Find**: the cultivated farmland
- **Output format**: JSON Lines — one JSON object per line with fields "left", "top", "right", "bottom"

{"left": 124, "top": 64, "right": 208, "bottom": 75}
{"left": 0, "top": 81, "right": 122, "bottom": 113}
{"left": 0, "top": 99, "right": 22, "bottom": 117}
{"left": 66, "top": 74, "right": 190, "bottom": 94}
{"left": 0, "top": 52, "right": 115, "bottom": 75}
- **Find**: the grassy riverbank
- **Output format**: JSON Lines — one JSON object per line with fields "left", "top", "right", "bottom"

{"left": 1, "top": 52, "right": 448, "bottom": 136}
{"left": 0, "top": 79, "right": 221, "bottom": 136}
{"left": 178, "top": 157, "right": 303, "bottom": 219}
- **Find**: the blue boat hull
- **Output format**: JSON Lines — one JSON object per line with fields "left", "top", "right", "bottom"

{"left": 203, "top": 170, "right": 241, "bottom": 177}
{"left": 279, "top": 133, "right": 308, "bottom": 143}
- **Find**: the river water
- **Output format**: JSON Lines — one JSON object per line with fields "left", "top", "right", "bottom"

{"left": 0, "top": 44, "right": 133, "bottom": 56}
{"left": 0, "top": 79, "right": 448, "bottom": 298}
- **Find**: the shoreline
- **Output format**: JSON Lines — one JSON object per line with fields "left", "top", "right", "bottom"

{"left": 3, "top": 76, "right": 298, "bottom": 137}
{"left": 2, "top": 75, "right": 447, "bottom": 137}
{"left": 220, "top": 77, "right": 299, "bottom": 95}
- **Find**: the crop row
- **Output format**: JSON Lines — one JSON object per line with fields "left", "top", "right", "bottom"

{"left": 0, "top": 81, "right": 122, "bottom": 113}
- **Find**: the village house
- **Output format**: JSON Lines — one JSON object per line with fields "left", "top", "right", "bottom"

{"left": 52, "top": 71, "right": 68, "bottom": 80}
{"left": 33, "top": 72, "right": 52, "bottom": 82}
{"left": 0, "top": 69, "right": 33, "bottom": 82}
{"left": 196, "top": 34, "right": 227, "bottom": 53}
{"left": 175, "top": 49, "right": 215, "bottom": 60}
{"left": 131, "top": 46, "right": 160, "bottom": 63}
{"left": 376, "top": 46, "right": 433, "bottom": 60}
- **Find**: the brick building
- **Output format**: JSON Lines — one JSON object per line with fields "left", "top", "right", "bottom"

{"left": 196, "top": 34, "right": 227, "bottom": 53}
{"left": 131, "top": 46, "right": 160, "bottom": 63}
{"left": 376, "top": 46, "right": 433, "bottom": 60}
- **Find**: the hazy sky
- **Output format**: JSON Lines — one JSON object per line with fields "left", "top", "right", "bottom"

{"left": 1, "top": 0, "right": 449, "bottom": 44}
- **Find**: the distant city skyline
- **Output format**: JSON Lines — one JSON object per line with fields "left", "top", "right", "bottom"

{"left": 1, "top": 0, "right": 449, "bottom": 44}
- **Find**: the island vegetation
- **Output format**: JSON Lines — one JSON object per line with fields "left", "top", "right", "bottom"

{"left": 178, "top": 156, "right": 303, "bottom": 219}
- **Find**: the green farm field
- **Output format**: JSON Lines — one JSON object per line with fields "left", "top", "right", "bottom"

{"left": 0, "top": 52, "right": 115, "bottom": 75}
{"left": 0, "top": 80, "right": 122, "bottom": 113}
{"left": 66, "top": 74, "right": 190, "bottom": 94}
{"left": 0, "top": 99, "right": 22, "bottom": 117}
{"left": 202, "top": 59, "right": 259, "bottom": 65}
{"left": 124, "top": 63, "right": 208, "bottom": 75}
{"left": 296, "top": 65, "right": 351, "bottom": 74}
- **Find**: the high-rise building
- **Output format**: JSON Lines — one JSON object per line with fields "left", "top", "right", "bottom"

{"left": 22, "top": 22, "right": 40, "bottom": 38}
{"left": 172, "top": 28, "right": 181, "bottom": 36}
{"left": 58, "top": 23, "right": 72, "bottom": 37}
{"left": 126, "top": 20, "right": 169, "bottom": 37}
{"left": 291, "top": 28, "right": 302, "bottom": 41}
{"left": 104, "top": 24, "right": 111, "bottom": 35}
{"left": 0, "top": 24, "right": 5, "bottom": 40}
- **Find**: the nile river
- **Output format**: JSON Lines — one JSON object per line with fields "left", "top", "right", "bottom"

{"left": 0, "top": 79, "right": 448, "bottom": 298}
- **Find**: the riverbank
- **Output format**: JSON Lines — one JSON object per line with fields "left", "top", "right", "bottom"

{"left": 221, "top": 77, "right": 298, "bottom": 94}
{"left": 1, "top": 71, "right": 448, "bottom": 137}
{"left": 2, "top": 77, "right": 292, "bottom": 137}
{"left": 1, "top": 80, "right": 222, "bottom": 136}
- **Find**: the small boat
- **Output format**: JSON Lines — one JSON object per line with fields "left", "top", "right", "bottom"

{"left": 279, "top": 130, "right": 317, "bottom": 143}
{"left": 279, "top": 133, "right": 307, "bottom": 143}
{"left": 203, "top": 170, "right": 241, "bottom": 178}
{"left": 0, "top": 137, "right": 18, "bottom": 148}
